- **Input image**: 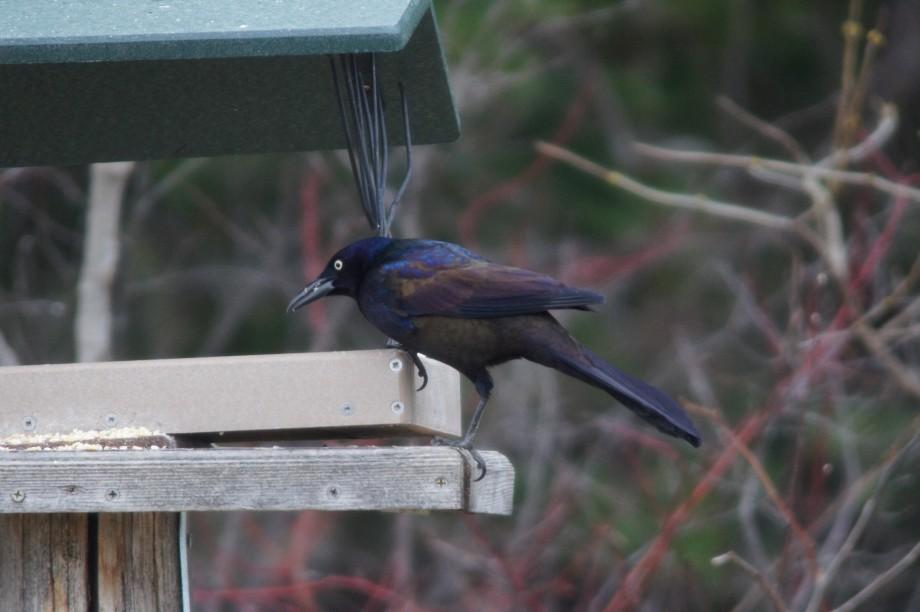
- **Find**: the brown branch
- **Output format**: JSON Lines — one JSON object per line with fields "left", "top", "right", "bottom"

{"left": 832, "top": 0, "right": 865, "bottom": 150}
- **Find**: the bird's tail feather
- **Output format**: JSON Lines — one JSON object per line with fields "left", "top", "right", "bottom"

{"left": 553, "top": 348, "right": 701, "bottom": 447}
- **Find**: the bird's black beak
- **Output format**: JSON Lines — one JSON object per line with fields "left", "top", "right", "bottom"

{"left": 286, "top": 276, "right": 335, "bottom": 313}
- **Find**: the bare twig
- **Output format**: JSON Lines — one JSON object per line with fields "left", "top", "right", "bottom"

{"left": 633, "top": 116, "right": 918, "bottom": 205}
{"left": 800, "top": 174, "right": 847, "bottom": 280}
{"left": 832, "top": 0, "right": 865, "bottom": 150}
{"left": 852, "top": 320, "right": 920, "bottom": 401}
{"left": 820, "top": 103, "right": 898, "bottom": 168}
{"left": 847, "top": 28, "right": 886, "bottom": 137}
{"left": 711, "top": 551, "right": 788, "bottom": 612}
{"left": 535, "top": 141, "right": 797, "bottom": 231}
{"left": 686, "top": 401, "right": 819, "bottom": 578}
{"left": 717, "top": 95, "right": 810, "bottom": 162}
{"left": 831, "top": 540, "right": 920, "bottom": 612}
{"left": 76, "top": 162, "right": 135, "bottom": 363}
{"left": 862, "top": 251, "right": 920, "bottom": 322}
{"left": 805, "top": 430, "right": 920, "bottom": 612}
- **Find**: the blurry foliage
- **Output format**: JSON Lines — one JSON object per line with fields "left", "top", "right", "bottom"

{"left": 3, "top": 0, "right": 920, "bottom": 610}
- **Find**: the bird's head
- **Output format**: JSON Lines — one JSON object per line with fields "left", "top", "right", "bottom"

{"left": 286, "top": 236, "right": 392, "bottom": 312}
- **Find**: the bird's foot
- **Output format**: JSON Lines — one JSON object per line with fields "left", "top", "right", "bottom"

{"left": 386, "top": 340, "right": 429, "bottom": 391}
{"left": 431, "top": 436, "right": 487, "bottom": 481}
{"left": 405, "top": 351, "right": 429, "bottom": 391}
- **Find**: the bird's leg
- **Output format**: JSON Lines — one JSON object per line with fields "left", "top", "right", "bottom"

{"left": 432, "top": 372, "right": 492, "bottom": 481}
{"left": 432, "top": 395, "right": 489, "bottom": 481}
{"left": 385, "top": 338, "right": 428, "bottom": 391}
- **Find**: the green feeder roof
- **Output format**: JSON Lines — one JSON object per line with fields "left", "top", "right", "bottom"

{"left": 0, "top": 0, "right": 459, "bottom": 167}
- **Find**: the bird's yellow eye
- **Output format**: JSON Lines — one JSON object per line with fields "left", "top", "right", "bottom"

{"left": 333, "top": 259, "right": 344, "bottom": 271}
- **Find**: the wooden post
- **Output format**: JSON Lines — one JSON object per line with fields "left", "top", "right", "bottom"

{"left": 97, "top": 513, "right": 182, "bottom": 611}
{"left": 0, "top": 514, "right": 90, "bottom": 611}
{"left": 0, "top": 513, "right": 183, "bottom": 612}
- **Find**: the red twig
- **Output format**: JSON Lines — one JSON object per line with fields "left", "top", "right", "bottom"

{"left": 558, "top": 223, "right": 687, "bottom": 287}
{"left": 463, "top": 514, "right": 546, "bottom": 612}
{"left": 603, "top": 406, "right": 773, "bottom": 611}
{"left": 300, "top": 170, "right": 327, "bottom": 331}
{"left": 193, "top": 575, "right": 419, "bottom": 609}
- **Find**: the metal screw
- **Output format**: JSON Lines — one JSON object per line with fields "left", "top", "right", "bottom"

{"left": 105, "top": 489, "right": 119, "bottom": 501}
{"left": 341, "top": 403, "right": 353, "bottom": 416}
{"left": 389, "top": 358, "right": 403, "bottom": 372}
{"left": 105, "top": 414, "right": 117, "bottom": 426}
{"left": 391, "top": 401, "right": 405, "bottom": 415}
{"left": 435, "top": 477, "right": 446, "bottom": 488}
{"left": 327, "top": 486, "right": 339, "bottom": 498}
{"left": 10, "top": 490, "right": 25, "bottom": 503}
{"left": 22, "top": 416, "right": 36, "bottom": 431}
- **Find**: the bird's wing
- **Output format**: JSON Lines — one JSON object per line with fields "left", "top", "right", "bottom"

{"left": 380, "top": 246, "right": 603, "bottom": 318}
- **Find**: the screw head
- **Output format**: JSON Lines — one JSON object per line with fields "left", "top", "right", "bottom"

{"left": 22, "top": 416, "right": 36, "bottom": 431}
{"left": 341, "top": 403, "right": 353, "bottom": 416}
{"left": 105, "top": 414, "right": 117, "bottom": 426}
{"left": 391, "top": 401, "right": 405, "bottom": 415}
{"left": 389, "top": 358, "right": 403, "bottom": 372}
{"left": 105, "top": 489, "right": 119, "bottom": 501}
{"left": 327, "top": 486, "right": 339, "bottom": 498}
{"left": 11, "top": 490, "right": 25, "bottom": 503}
{"left": 435, "top": 477, "right": 446, "bottom": 488}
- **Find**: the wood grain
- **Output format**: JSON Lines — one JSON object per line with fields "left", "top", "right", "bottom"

{"left": 98, "top": 513, "right": 181, "bottom": 612}
{"left": 0, "top": 514, "right": 89, "bottom": 611}
{"left": 0, "top": 447, "right": 514, "bottom": 515}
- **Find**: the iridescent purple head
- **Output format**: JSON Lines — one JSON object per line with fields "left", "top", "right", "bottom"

{"left": 286, "top": 236, "right": 392, "bottom": 312}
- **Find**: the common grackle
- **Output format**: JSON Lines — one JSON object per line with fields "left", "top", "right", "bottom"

{"left": 288, "top": 237, "right": 701, "bottom": 479}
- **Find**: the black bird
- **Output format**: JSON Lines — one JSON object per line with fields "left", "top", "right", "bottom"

{"left": 288, "top": 237, "right": 701, "bottom": 478}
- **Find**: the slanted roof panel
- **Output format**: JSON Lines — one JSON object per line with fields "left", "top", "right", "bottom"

{"left": 0, "top": 0, "right": 430, "bottom": 63}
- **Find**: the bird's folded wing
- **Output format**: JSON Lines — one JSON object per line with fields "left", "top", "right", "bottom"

{"left": 387, "top": 260, "right": 604, "bottom": 318}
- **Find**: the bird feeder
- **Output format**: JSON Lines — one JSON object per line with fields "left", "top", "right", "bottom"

{"left": 0, "top": 0, "right": 459, "bottom": 166}
{"left": 0, "top": 3, "right": 512, "bottom": 610}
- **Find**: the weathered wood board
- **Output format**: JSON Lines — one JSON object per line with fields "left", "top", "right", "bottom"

{"left": 0, "top": 447, "right": 514, "bottom": 516}
{"left": 0, "top": 512, "right": 184, "bottom": 612}
{"left": 0, "top": 514, "right": 89, "bottom": 611}
{"left": 0, "top": 350, "right": 461, "bottom": 439}
{"left": 97, "top": 513, "right": 182, "bottom": 612}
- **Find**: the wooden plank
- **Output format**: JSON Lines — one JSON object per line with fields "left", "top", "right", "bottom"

{"left": 98, "top": 513, "right": 181, "bottom": 612}
{"left": 0, "top": 349, "right": 461, "bottom": 439}
{"left": 0, "top": 447, "right": 514, "bottom": 516}
{"left": 0, "top": 514, "right": 90, "bottom": 611}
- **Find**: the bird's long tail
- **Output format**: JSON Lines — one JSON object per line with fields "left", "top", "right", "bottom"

{"left": 528, "top": 325, "right": 701, "bottom": 446}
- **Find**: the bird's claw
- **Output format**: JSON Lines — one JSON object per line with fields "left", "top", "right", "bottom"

{"left": 386, "top": 340, "right": 429, "bottom": 391}
{"left": 431, "top": 436, "right": 487, "bottom": 481}
{"left": 406, "top": 351, "right": 429, "bottom": 391}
